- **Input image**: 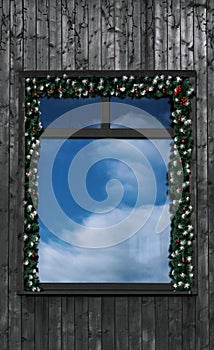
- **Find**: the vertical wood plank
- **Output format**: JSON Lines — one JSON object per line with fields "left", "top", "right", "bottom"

{"left": 24, "top": 0, "right": 37, "bottom": 69}
{"left": 49, "top": 297, "right": 62, "bottom": 350}
{"left": 88, "top": 0, "right": 101, "bottom": 70}
{"left": 75, "top": 297, "right": 88, "bottom": 350}
{"left": 88, "top": 297, "right": 102, "bottom": 350}
{"left": 127, "top": 0, "right": 141, "bottom": 69}
{"left": 0, "top": 1, "right": 10, "bottom": 349}
{"left": 167, "top": 0, "right": 181, "bottom": 69}
{"left": 115, "top": 0, "right": 128, "bottom": 70}
{"left": 128, "top": 297, "right": 141, "bottom": 350}
{"left": 49, "top": 0, "right": 62, "bottom": 70}
{"left": 155, "top": 297, "right": 168, "bottom": 350}
{"left": 62, "top": 0, "right": 75, "bottom": 70}
{"left": 144, "top": 0, "right": 155, "bottom": 70}
{"left": 182, "top": 296, "right": 196, "bottom": 350}
{"left": 35, "top": 297, "right": 49, "bottom": 350}
{"left": 101, "top": 0, "right": 115, "bottom": 70}
{"left": 207, "top": 1, "right": 214, "bottom": 349}
{"left": 194, "top": 2, "right": 209, "bottom": 350}
{"left": 9, "top": 1, "right": 23, "bottom": 349}
{"left": 181, "top": 0, "right": 194, "bottom": 69}
{"left": 102, "top": 296, "right": 114, "bottom": 350}
{"left": 168, "top": 297, "right": 182, "bottom": 350}
{"left": 22, "top": 297, "right": 35, "bottom": 350}
{"left": 115, "top": 296, "right": 128, "bottom": 350}
{"left": 154, "top": 0, "right": 168, "bottom": 69}
{"left": 62, "top": 297, "right": 75, "bottom": 350}
{"left": 74, "top": 0, "right": 89, "bottom": 70}
{"left": 37, "top": 0, "right": 49, "bottom": 70}
{"left": 142, "top": 297, "right": 155, "bottom": 350}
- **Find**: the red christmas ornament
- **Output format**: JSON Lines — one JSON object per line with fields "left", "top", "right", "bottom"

{"left": 182, "top": 207, "right": 186, "bottom": 211}
{"left": 88, "top": 89, "right": 92, "bottom": 93}
{"left": 49, "top": 88, "right": 53, "bottom": 93}
{"left": 34, "top": 92, "right": 38, "bottom": 97}
{"left": 74, "top": 89, "right": 78, "bottom": 93}
{"left": 32, "top": 191, "right": 37, "bottom": 195}
{"left": 31, "top": 254, "right": 35, "bottom": 259}
{"left": 181, "top": 139, "right": 185, "bottom": 143}
{"left": 30, "top": 108, "right": 34, "bottom": 113}
{"left": 135, "top": 89, "right": 138, "bottom": 94}
{"left": 58, "top": 85, "right": 63, "bottom": 91}
{"left": 116, "top": 86, "right": 120, "bottom": 91}
{"left": 162, "top": 89, "right": 166, "bottom": 94}
{"left": 177, "top": 117, "right": 181, "bottom": 122}
{"left": 180, "top": 97, "right": 188, "bottom": 105}
{"left": 146, "top": 87, "right": 149, "bottom": 92}
{"left": 29, "top": 172, "right": 33, "bottom": 177}
{"left": 176, "top": 239, "right": 180, "bottom": 243}
{"left": 179, "top": 159, "right": 182, "bottom": 163}
{"left": 182, "top": 258, "right": 185, "bottom": 263}
{"left": 32, "top": 128, "right": 36, "bottom": 133}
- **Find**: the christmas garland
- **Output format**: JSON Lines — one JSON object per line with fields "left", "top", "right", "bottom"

{"left": 24, "top": 74, "right": 194, "bottom": 292}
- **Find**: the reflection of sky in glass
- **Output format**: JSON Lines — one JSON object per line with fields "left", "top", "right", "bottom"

{"left": 110, "top": 97, "right": 172, "bottom": 128}
{"left": 39, "top": 97, "right": 101, "bottom": 128}
{"left": 38, "top": 138, "right": 171, "bottom": 283}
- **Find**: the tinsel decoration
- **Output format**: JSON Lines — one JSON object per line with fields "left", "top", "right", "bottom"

{"left": 24, "top": 74, "right": 194, "bottom": 292}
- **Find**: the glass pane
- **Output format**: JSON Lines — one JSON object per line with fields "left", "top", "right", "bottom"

{"left": 110, "top": 97, "right": 172, "bottom": 129}
{"left": 39, "top": 97, "right": 101, "bottom": 128}
{"left": 38, "top": 138, "right": 171, "bottom": 283}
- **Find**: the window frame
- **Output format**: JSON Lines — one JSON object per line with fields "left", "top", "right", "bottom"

{"left": 18, "top": 70, "right": 197, "bottom": 295}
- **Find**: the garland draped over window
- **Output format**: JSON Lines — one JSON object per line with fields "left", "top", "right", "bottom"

{"left": 24, "top": 74, "right": 194, "bottom": 292}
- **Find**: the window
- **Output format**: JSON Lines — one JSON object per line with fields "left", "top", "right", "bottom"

{"left": 23, "top": 72, "right": 195, "bottom": 293}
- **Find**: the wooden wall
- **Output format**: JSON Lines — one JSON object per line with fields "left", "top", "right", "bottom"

{"left": 0, "top": 0, "right": 213, "bottom": 349}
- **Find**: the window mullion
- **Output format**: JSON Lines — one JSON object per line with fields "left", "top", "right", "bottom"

{"left": 100, "top": 97, "right": 110, "bottom": 129}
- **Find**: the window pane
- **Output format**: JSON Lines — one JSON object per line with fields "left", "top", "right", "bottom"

{"left": 39, "top": 97, "right": 101, "bottom": 128}
{"left": 110, "top": 97, "right": 172, "bottom": 129}
{"left": 38, "top": 138, "right": 171, "bottom": 283}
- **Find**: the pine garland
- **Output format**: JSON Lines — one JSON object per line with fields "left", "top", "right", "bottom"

{"left": 24, "top": 74, "right": 194, "bottom": 292}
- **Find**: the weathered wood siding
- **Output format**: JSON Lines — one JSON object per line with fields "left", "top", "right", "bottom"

{"left": 0, "top": 0, "right": 213, "bottom": 349}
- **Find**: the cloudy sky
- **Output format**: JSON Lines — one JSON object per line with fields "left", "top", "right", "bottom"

{"left": 38, "top": 97, "right": 172, "bottom": 283}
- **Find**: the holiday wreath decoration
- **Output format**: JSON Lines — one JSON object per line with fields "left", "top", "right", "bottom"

{"left": 24, "top": 74, "right": 194, "bottom": 292}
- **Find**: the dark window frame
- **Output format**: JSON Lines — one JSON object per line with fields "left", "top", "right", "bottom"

{"left": 18, "top": 70, "right": 197, "bottom": 295}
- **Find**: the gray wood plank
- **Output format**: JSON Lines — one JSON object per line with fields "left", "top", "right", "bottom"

{"left": 155, "top": 297, "right": 168, "bottom": 350}
{"left": 128, "top": 297, "right": 141, "bottom": 350}
{"left": 181, "top": 0, "right": 194, "bottom": 69}
{"left": 194, "top": 2, "right": 209, "bottom": 350}
{"left": 74, "top": 0, "right": 89, "bottom": 70}
{"left": 207, "top": 1, "right": 214, "bottom": 349}
{"left": 182, "top": 296, "right": 196, "bottom": 350}
{"left": 75, "top": 297, "right": 88, "bottom": 350}
{"left": 49, "top": 0, "right": 62, "bottom": 70}
{"left": 49, "top": 297, "right": 62, "bottom": 350}
{"left": 115, "top": 0, "right": 128, "bottom": 70}
{"left": 144, "top": 0, "right": 155, "bottom": 70}
{"left": 167, "top": 0, "right": 181, "bottom": 69}
{"left": 37, "top": 0, "right": 49, "bottom": 70}
{"left": 115, "top": 296, "right": 128, "bottom": 350}
{"left": 22, "top": 297, "right": 35, "bottom": 350}
{"left": 62, "top": 297, "right": 75, "bottom": 350}
{"left": 154, "top": 0, "right": 168, "bottom": 69}
{"left": 142, "top": 296, "right": 155, "bottom": 350}
{"left": 101, "top": 0, "right": 115, "bottom": 70}
{"left": 88, "top": 297, "right": 102, "bottom": 350}
{"left": 168, "top": 297, "right": 182, "bottom": 350}
{"left": 62, "top": 0, "right": 75, "bottom": 70}
{"left": 24, "top": 0, "right": 37, "bottom": 69}
{"left": 9, "top": 1, "right": 23, "bottom": 349}
{"left": 128, "top": 0, "right": 141, "bottom": 69}
{"left": 102, "top": 296, "right": 114, "bottom": 350}
{"left": 35, "top": 297, "right": 49, "bottom": 350}
{"left": 88, "top": 0, "right": 101, "bottom": 70}
{"left": 0, "top": 1, "right": 10, "bottom": 349}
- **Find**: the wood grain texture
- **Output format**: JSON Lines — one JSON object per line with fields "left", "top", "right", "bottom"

{"left": 168, "top": 297, "right": 182, "bottom": 350}
{"left": 24, "top": 0, "right": 37, "bottom": 69}
{"left": 88, "top": 297, "right": 102, "bottom": 350}
{"left": 49, "top": 0, "right": 62, "bottom": 70}
{"left": 36, "top": 0, "right": 49, "bottom": 70}
{"left": 167, "top": 0, "right": 181, "bottom": 69}
{"left": 21, "top": 297, "right": 35, "bottom": 350}
{"left": 61, "top": 297, "right": 75, "bottom": 350}
{"left": 102, "top": 296, "right": 115, "bottom": 350}
{"left": 207, "top": 1, "right": 214, "bottom": 349}
{"left": 115, "top": 297, "right": 128, "bottom": 350}
{"left": 142, "top": 296, "right": 155, "bottom": 350}
{"left": 181, "top": 0, "right": 194, "bottom": 69}
{"left": 182, "top": 296, "right": 196, "bottom": 350}
{"left": 127, "top": 0, "right": 141, "bottom": 69}
{"left": 0, "top": 1, "right": 10, "bottom": 349}
{"left": 49, "top": 297, "right": 62, "bottom": 350}
{"left": 144, "top": 0, "right": 155, "bottom": 70}
{"left": 75, "top": 297, "right": 88, "bottom": 350}
{"left": 88, "top": 0, "right": 101, "bottom": 70}
{"left": 128, "top": 297, "right": 141, "bottom": 350}
{"left": 74, "top": 0, "right": 89, "bottom": 70}
{"left": 155, "top": 297, "right": 168, "bottom": 350}
{"left": 101, "top": 0, "right": 115, "bottom": 70}
{"left": 115, "top": 0, "right": 128, "bottom": 70}
{"left": 154, "top": 0, "right": 168, "bottom": 69}
{"left": 194, "top": 2, "right": 209, "bottom": 350}
{"left": 62, "top": 0, "right": 75, "bottom": 70}
{"left": 35, "top": 297, "right": 49, "bottom": 350}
